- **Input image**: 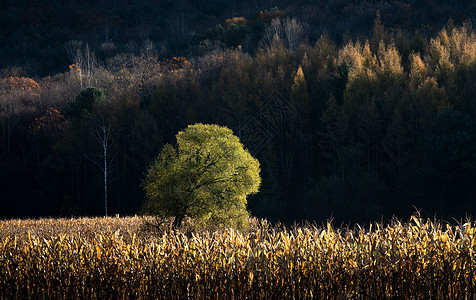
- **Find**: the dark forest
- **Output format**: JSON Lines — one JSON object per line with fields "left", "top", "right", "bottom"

{"left": 1, "top": 0, "right": 476, "bottom": 224}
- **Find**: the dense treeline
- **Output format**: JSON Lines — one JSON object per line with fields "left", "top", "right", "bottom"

{"left": 1, "top": 2, "right": 476, "bottom": 224}
{"left": 1, "top": 0, "right": 475, "bottom": 76}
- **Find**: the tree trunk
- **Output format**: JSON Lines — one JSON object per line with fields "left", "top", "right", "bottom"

{"left": 104, "top": 140, "right": 108, "bottom": 216}
{"left": 172, "top": 214, "right": 184, "bottom": 229}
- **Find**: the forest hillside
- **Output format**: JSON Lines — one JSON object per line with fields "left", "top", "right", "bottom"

{"left": 1, "top": 0, "right": 476, "bottom": 224}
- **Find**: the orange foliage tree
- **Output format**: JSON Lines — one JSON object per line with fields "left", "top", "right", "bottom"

{"left": 0, "top": 77, "right": 40, "bottom": 96}
{"left": 33, "top": 107, "right": 66, "bottom": 136}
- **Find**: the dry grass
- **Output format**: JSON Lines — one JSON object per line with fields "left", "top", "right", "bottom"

{"left": 1, "top": 215, "right": 475, "bottom": 299}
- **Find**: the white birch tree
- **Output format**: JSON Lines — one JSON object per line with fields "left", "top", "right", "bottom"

{"left": 85, "top": 115, "right": 116, "bottom": 216}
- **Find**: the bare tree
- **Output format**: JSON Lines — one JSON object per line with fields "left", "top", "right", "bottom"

{"left": 64, "top": 41, "right": 99, "bottom": 88}
{"left": 261, "top": 17, "right": 305, "bottom": 50}
{"left": 283, "top": 17, "right": 304, "bottom": 50}
{"left": 64, "top": 40, "right": 83, "bottom": 65}
{"left": 106, "top": 52, "right": 161, "bottom": 96}
{"left": 262, "top": 18, "right": 283, "bottom": 49}
{"left": 85, "top": 115, "right": 116, "bottom": 216}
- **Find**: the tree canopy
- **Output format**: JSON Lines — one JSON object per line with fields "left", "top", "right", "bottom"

{"left": 64, "top": 87, "right": 105, "bottom": 118}
{"left": 2, "top": 14, "right": 476, "bottom": 225}
{"left": 142, "top": 123, "right": 261, "bottom": 228}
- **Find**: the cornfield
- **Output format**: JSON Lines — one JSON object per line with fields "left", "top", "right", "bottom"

{"left": 1, "top": 215, "right": 476, "bottom": 299}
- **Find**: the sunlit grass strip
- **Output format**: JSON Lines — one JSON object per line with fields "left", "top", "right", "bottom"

{"left": 1, "top": 216, "right": 476, "bottom": 299}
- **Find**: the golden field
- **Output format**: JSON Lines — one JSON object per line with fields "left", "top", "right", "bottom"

{"left": 1, "top": 215, "right": 475, "bottom": 299}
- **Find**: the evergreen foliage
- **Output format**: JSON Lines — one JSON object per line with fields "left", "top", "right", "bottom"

{"left": 64, "top": 87, "right": 106, "bottom": 118}
{"left": 1, "top": 10, "right": 476, "bottom": 224}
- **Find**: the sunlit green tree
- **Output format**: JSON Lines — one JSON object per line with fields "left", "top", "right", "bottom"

{"left": 142, "top": 123, "right": 261, "bottom": 229}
